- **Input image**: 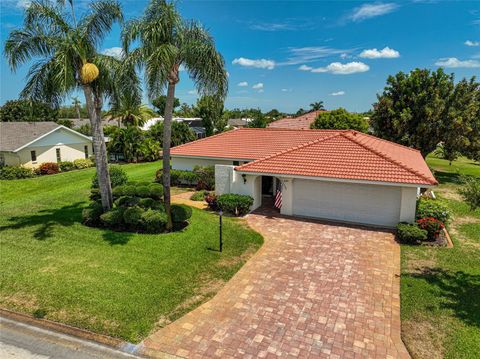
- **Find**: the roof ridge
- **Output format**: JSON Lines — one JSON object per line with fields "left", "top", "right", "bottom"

{"left": 343, "top": 132, "right": 436, "bottom": 184}
{"left": 246, "top": 127, "right": 347, "bottom": 132}
{"left": 236, "top": 132, "right": 343, "bottom": 171}
{"left": 356, "top": 131, "right": 421, "bottom": 153}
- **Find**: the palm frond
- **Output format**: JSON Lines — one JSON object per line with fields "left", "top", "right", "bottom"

{"left": 145, "top": 44, "right": 178, "bottom": 99}
{"left": 121, "top": 18, "right": 142, "bottom": 53}
{"left": 79, "top": 0, "right": 123, "bottom": 47}
{"left": 25, "top": 1, "right": 72, "bottom": 34}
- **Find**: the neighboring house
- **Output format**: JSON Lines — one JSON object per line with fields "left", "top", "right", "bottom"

{"left": 268, "top": 110, "right": 326, "bottom": 129}
{"left": 0, "top": 122, "right": 93, "bottom": 168}
{"left": 227, "top": 118, "right": 252, "bottom": 129}
{"left": 171, "top": 128, "right": 437, "bottom": 228}
{"left": 142, "top": 117, "right": 206, "bottom": 139}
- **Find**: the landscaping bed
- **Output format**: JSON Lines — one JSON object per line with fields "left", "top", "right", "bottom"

{"left": 0, "top": 161, "right": 263, "bottom": 343}
{"left": 400, "top": 155, "right": 480, "bottom": 359}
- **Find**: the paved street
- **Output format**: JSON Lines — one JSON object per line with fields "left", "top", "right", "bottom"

{"left": 0, "top": 316, "right": 140, "bottom": 359}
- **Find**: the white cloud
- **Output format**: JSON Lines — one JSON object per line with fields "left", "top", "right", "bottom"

{"left": 340, "top": 53, "right": 349, "bottom": 59}
{"left": 237, "top": 81, "right": 248, "bottom": 87}
{"left": 187, "top": 90, "right": 197, "bottom": 95}
{"left": 305, "top": 61, "right": 370, "bottom": 75}
{"left": 252, "top": 83, "right": 264, "bottom": 89}
{"left": 102, "top": 47, "right": 123, "bottom": 59}
{"left": 283, "top": 47, "right": 352, "bottom": 65}
{"left": 298, "top": 64, "right": 313, "bottom": 71}
{"left": 465, "top": 40, "right": 480, "bottom": 47}
{"left": 359, "top": 46, "right": 400, "bottom": 59}
{"left": 258, "top": 89, "right": 264, "bottom": 93}
{"left": 250, "top": 22, "right": 293, "bottom": 31}
{"left": 281, "top": 88, "right": 292, "bottom": 92}
{"left": 330, "top": 91, "right": 346, "bottom": 96}
{"left": 232, "top": 57, "right": 275, "bottom": 70}
{"left": 435, "top": 57, "right": 480, "bottom": 68}
{"left": 16, "top": 0, "right": 31, "bottom": 8}
{"left": 349, "top": 3, "right": 399, "bottom": 22}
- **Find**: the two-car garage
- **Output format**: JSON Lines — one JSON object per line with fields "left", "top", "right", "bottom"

{"left": 292, "top": 179, "right": 407, "bottom": 228}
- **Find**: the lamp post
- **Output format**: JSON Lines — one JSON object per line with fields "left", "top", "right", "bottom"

{"left": 219, "top": 209, "right": 223, "bottom": 252}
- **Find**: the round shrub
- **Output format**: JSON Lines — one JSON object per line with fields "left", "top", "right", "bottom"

{"left": 59, "top": 161, "right": 75, "bottom": 172}
{"left": 417, "top": 217, "right": 445, "bottom": 241}
{"left": 138, "top": 198, "right": 164, "bottom": 210}
{"left": 396, "top": 223, "right": 428, "bottom": 244}
{"left": 123, "top": 185, "right": 137, "bottom": 196}
{"left": 89, "top": 188, "right": 101, "bottom": 202}
{"left": 217, "top": 194, "right": 254, "bottom": 216}
{"left": 148, "top": 183, "right": 163, "bottom": 199}
{"left": 82, "top": 202, "right": 104, "bottom": 226}
{"left": 416, "top": 198, "right": 450, "bottom": 223}
{"left": 100, "top": 208, "right": 125, "bottom": 227}
{"left": 91, "top": 165, "right": 128, "bottom": 189}
{"left": 141, "top": 209, "right": 168, "bottom": 233}
{"left": 73, "top": 158, "right": 93, "bottom": 169}
{"left": 171, "top": 204, "right": 193, "bottom": 223}
{"left": 458, "top": 176, "right": 480, "bottom": 211}
{"left": 114, "top": 195, "right": 139, "bottom": 207}
{"left": 112, "top": 185, "right": 126, "bottom": 198}
{"left": 123, "top": 206, "right": 145, "bottom": 227}
{"left": 0, "top": 166, "right": 35, "bottom": 180}
{"left": 37, "top": 162, "right": 60, "bottom": 175}
{"left": 136, "top": 185, "right": 150, "bottom": 198}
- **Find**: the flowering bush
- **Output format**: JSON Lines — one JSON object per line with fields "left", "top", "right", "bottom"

{"left": 36, "top": 162, "right": 60, "bottom": 175}
{"left": 416, "top": 198, "right": 450, "bottom": 223}
{"left": 205, "top": 193, "right": 218, "bottom": 211}
{"left": 416, "top": 217, "right": 444, "bottom": 241}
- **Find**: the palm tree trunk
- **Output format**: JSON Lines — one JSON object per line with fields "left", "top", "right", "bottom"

{"left": 83, "top": 84, "right": 113, "bottom": 210}
{"left": 76, "top": 106, "right": 81, "bottom": 121}
{"left": 163, "top": 81, "right": 176, "bottom": 230}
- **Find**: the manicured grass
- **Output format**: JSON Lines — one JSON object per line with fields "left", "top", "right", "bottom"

{"left": 0, "top": 161, "right": 263, "bottom": 343}
{"left": 400, "top": 155, "right": 480, "bottom": 359}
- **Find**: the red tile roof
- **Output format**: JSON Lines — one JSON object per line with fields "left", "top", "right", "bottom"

{"left": 268, "top": 110, "right": 326, "bottom": 129}
{"left": 171, "top": 128, "right": 437, "bottom": 186}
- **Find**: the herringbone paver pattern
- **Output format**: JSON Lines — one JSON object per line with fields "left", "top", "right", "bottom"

{"left": 143, "top": 208, "right": 410, "bottom": 358}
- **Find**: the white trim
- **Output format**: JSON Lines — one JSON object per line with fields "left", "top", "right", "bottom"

{"left": 13, "top": 125, "right": 93, "bottom": 153}
{"left": 171, "top": 154, "right": 254, "bottom": 162}
{"left": 236, "top": 170, "right": 434, "bottom": 188}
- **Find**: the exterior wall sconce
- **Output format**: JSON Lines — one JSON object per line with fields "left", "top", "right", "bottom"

{"left": 242, "top": 174, "right": 247, "bottom": 184}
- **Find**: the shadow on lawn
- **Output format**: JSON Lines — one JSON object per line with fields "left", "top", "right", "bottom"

{"left": 408, "top": 267, "right": 480, "bottom": 328}
{"left": 102, "top": 231, "right": 134, "bottom": 245}
{"left": 0, "top": 202, "right": 84, "bottom": 240}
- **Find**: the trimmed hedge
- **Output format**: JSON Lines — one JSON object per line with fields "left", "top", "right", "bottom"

{"left": 59, "top": 161, "right": 75, "bottom": 172}
{"left": 92, "top": 165, "right": 128, "bottom": 189}
{"left": 82, "top": 202, "right": 103, "bottom": 226}
{"left": 217, "top": 194, "right": 254, "bottom": 216}
{"left": 73, "top": 158, "right": 94, "bottom": 169}
{"left": 155, "top": 165, "right": 215, "bottom": 190}
{"left": 0, "top": 166, "right": 35, "bottom": 180}
{"left": 141, "top": 209, "right": 168, "bottom": 233}
{"left": 396, "top": 223, "right": 428, "bottom": 244}
{"left": 416, "top": 198, "right": 450, "bottom": 223}
{"left": 190, "top": 191, "right": 208, "bottom": 201}
{"left": 171, "top": 204, "right": 193, "bottom": 223}
{"left": 112, "top": 183, "right": 163, "bottom": 200}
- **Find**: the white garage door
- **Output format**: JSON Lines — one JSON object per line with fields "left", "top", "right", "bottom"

{"left": 293, "top": 179, "right": 402, "bottom": 227}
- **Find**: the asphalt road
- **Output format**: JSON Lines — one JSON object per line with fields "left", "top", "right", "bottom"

{"left": 0, "top": 316, "right": 142, "bottom": 359}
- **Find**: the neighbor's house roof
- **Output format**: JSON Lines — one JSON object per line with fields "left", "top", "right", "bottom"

{"left": 0, "top": 122, "right": 92, "bottom": 152}
{"left": 268, "top": 110, "right": 326, "bottom": 130}
{"left": 171, "top": 128, "right": 437, "bottom": 186}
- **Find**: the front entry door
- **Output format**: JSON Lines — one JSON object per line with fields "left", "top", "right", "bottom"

{"left": 262, "top": 176, "right": 273, "bottom": 196}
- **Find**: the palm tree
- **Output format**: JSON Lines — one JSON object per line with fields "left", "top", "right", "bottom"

{"left": 106, "top": 93, "right": 156, "bottom": 127}
{"left": 122, "top": 0, "right": 228, "bottom": 230}
{"left": 310, "top": 101, "right": 325, "bottom": 111}
{"left": 4, "top": 0, "right": 123, "bottom": 210}
{"left": 72, "top": 96, "right": 82, "bottom": 120}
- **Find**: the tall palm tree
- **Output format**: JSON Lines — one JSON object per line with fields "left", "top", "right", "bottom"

{"left": 72, "top": 96, "right": 82, "bottom": 120}
{"left": 122, "top": 0, "right": 228, "bottom": 230}
{"left": 106, "top": 93, "right": 156, "bottom": 127}
{"left": 310, "top": 101, "right": 325, "bottom": 111}
{"left": 4, "top": 0, "right": 123, "bottom": 210}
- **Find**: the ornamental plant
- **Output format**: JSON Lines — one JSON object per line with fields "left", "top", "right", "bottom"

{"left": 416, "top": 217, "right": 445, "bottom": 241}
{"left": 36, "top": 162, "right": 60, "bottom": 175}
{"left": 416, "top": 198, "right": 450, "bottom": 223}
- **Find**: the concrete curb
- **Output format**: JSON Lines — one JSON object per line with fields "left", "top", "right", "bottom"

{"left": 0, "top": 308, "right": 144, "bottom": 357}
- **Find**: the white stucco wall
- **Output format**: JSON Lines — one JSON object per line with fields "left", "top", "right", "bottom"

{"left": 172, "top": 156, "right": 245, "bottom": 171}
{"left": 399, "top": 187, "right": 418, "bottom": 223}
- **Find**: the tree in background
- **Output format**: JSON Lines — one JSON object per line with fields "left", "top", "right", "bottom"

{"left": 106, "top": 93, "right": 156, "bottom": 127}
{"left": 72, "top": 96, "right": 82, "bottom": 120}
{"left": 123, "top": 0, "right": 228, "bottom": 230}
{"left": 4, "top": 0, "right": 124, "bottom": 210}
{"left": 55, "top": 119, "right": 74, "bottom": 128}
{"left": 194, "top": 95, "right": 225, "bottom": 135}
{"left": 265, "top": 108, "right": 284, "bottom": 122}
{"left": 310, "top": 101, "right": 325, "bottom": 111}
{"left": 295, "top": 108, "right": 307, "bottom": 116}
{"left": 0, "top": 99, "right": 58, "bottom": 122}
{"left": 148, "top": 121, "right": 196, "bottom": 147}
{"left": 175, "top": 103, "right": 195, "bottom": 117}
{"left": 310, "top": 108, "right": 369, "bottom": 132}
{"left": 372, "top": 68, "right": 479, "bottom": 159}
{"left": 108, "top": 126, "right": 144, "bottom": 162}
{"left": 152, "top": 95, "right": 180, "bottom": 115}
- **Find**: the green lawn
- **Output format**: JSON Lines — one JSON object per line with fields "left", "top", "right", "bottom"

{"left": 0, "top": 161, "right": 263, "bottom": 343}
{"left": 401, "top": 154, "right": 480, "bottom": 359}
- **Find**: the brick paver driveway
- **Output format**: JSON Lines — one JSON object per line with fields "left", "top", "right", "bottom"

{"left": 143, "top": 208, "right": 410, "bottom": 359}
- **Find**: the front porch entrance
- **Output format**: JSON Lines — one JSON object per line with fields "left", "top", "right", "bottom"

{"left": 261, "top": 176, "right": 279, "bottom": 211}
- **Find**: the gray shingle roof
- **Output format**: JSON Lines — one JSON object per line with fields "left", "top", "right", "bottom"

{"left": 0, "top": 122, "right": 61, "bottom": 152}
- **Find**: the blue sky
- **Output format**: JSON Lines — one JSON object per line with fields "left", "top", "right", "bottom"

{"left": 1, "top": 0, "right": 479, "bottom": 113}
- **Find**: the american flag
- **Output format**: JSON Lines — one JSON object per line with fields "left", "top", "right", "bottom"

{"left": 274, "top": 188, "right": 282, "bottom": 209}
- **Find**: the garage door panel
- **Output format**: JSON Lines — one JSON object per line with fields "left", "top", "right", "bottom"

{"left": 293, "top": 180, "right": 401, "bottom": 227}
